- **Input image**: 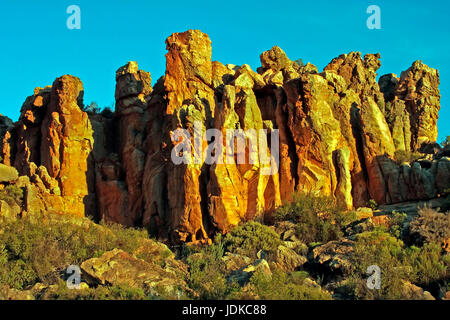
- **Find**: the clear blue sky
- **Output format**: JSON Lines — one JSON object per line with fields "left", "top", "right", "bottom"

{"left": 0, "top": 0, "right": 449, "bottom": 141}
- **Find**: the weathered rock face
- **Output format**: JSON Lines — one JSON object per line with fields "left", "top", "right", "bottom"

{"left": 1, "top": 76, "right": 94, "bottom": 217}
{"left": 163, "top": 30, "right": 214, "bottom": 242}
{"left": 0, "top": 115, "right": 13, "bottom": 166}
{"left": 40, "top": 75, "right": 94, "bottom": 216}
{"left": 385, "top": 61, "right": 441, "bottom": 151}
{"left": 138, "top": 30, "right": 214, "bottom": 243}
{"left": 381, "top": 62, "right": 441, "bottom": 154}
{"left": 0, "top": 29, "right": 447, "bottom": 243}
{"left": 140, "top": 30, "right": 282, "bottom": 243}
{"left": 99, "top": 62, "right": 152, "bottom": 226}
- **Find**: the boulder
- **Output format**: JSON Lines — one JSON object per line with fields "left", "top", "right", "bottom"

{"left": 222, "top": 253, "right": 252, "bottom": 272}
{"left": 345, "top": 218, "right": 375, "bottom": 236}
{"left": 0, "top": 285, "right": 34, "bottom": 300}
{"left": 0, "top": 164, "right": 18, "bottom": 182}
{"left": 356, "top": 207, "right": 374, "bottom": 220}
{"left": 228, "top": 259, "right": 272, "bottom": 285}
{"left": 400, "top": 281, "right": 435, "bottom": 300}
{"left": 80, "top": 248, "right": 191, "bottom": 297}
{"left": 274, "top": 245, "right": 307, "bottom": 271}
{"left": 310, "top": 239, "right": 355, "bottom": 274}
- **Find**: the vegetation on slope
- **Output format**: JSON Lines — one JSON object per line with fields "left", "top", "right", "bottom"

{"left": 0, "top": 193, "right": 448, "bottom": 300}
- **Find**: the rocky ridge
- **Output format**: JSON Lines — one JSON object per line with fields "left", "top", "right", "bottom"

{"left": 0, "top": 29, "right": 449, "bottom": 244}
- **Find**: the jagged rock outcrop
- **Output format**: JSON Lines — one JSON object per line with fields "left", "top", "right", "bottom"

{"left": 40, "top": 75, "right": 94, "bottom": 216}
{"left": 94, "top": 61, "right": 152, "bottom": 226}
{"left": 0, "top": 115, "right": 13, "bottom": 165}
{"left": 0, "top": 29, "right": 447, "bottom": 243}
{"left": 0, "top": 76, "right": 94, "bottom": 217}
{"left": 116, "top": 62, "right": 152, "bottom": 224}
{"left": 382, "top": 61, "right": 440, "bottom": 152}
{"left": 140, "top": 30, "right": 282, "bottom": 243}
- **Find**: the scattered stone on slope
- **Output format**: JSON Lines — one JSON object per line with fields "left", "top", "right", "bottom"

{"left": 80, "top": 248, "right": 192, "bottom": 297}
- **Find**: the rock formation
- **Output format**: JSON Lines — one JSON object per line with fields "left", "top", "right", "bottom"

{"left": 0, "top": 29, "right": 448, "bottom": 244}
{"left": 1, "top": 76, "right": 94, "bottom": 217}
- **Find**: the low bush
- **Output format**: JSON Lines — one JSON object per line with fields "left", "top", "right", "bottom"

{"left": 42, "top": 280, "right": 149, "bottom": 300}
{"left": 368, "top": 199, "right": 378, "bottom": 210}
{"left": 350, "top": 229, "right": 411, "bottom": 299}
{"left": 408, "top": 207, "right": 450, "bottom": 246}
{"left": 273, "top": 193, "right": 356, "bottom": 244}
{"left": 222, "top": 221, "right": 282, "bottom": 259}
{"left": 405, "top": 243, "right": 449, "bottom": 287}
{"left": 387, "top": 211, "right": 408, "bottom": 238}
{"left": 186, "top": 240, "right": 240, "bottom": 299}
{"left": 441, "top": 136, "right": 450, "bottom": 149}
{"left": 0, "top": 213, "right": 149, "bottom": 290}
{"left": 0, "top": 185, "right": 23, "bottom": 206}
{"left": 348, "top": 228, "right": 449, "bottom": 299}
{"left": 247, "top": 270, "right": 331, "bottom": 300}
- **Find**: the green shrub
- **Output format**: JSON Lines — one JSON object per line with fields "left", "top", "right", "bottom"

{"left": 83, "top": 102, "right": 100, "bottom": 114}
{"left": 0, "top": 185, "right": 23, "bottom": 206}
{"left": 408, "top": 207, "right": 450, "bottom": 246}
{"left": 0, "top": 244, "right": 37, "bottom": 290}
{"left": 368, "top": 199, "right": 378, "bottom": 210}
{"left": 405, "top": 243, "right": 449, "bottom": 286}
{"left": 0, "top": 213, "right": 149, "bottom": 290}
{"left": 247, "top": 270, "right": 331, "bottom": 300}
{"left": 348, "top": 228, "right": 449, "bottom": 299}
{"left": 294, "top": 59, "right": 305, "bottom": 67}
{"left": 222, "top": 221, "right": 282, "bottom": 259}
{"left": 349, "top": 229, "right": 413, "bottom": 299}
{"left": 43, "top": 280, "right": 149, "bottom": 300}
{"left": 186, "top": 241, "right": 240, "bottom": 299}
{"left": 101, "top": 106, "right": 114, "bottom": 117}
{"left": 388, "top": 211, "right": 407, "bottom": 238}
{"left": 273, "top": 193, "right": 356, "bottom": 244}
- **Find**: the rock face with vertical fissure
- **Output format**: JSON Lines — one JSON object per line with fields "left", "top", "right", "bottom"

{"left": 0, "top": 30, "right": 447, "bottom": 243}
